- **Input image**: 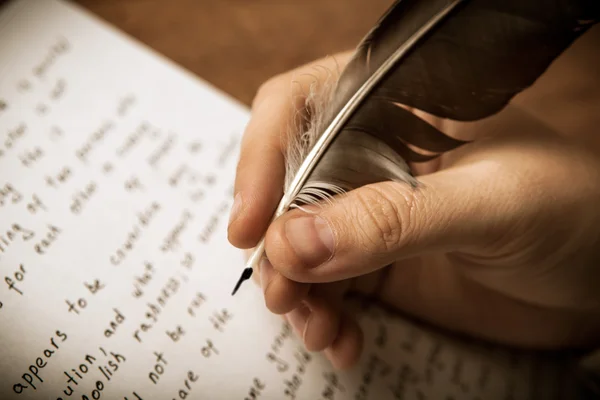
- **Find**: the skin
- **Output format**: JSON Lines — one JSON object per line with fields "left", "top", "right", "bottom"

{"left": 228, "top": 28, "right": 600, "bottom": 369}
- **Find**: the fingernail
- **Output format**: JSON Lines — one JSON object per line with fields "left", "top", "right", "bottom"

{"left": 228, "top": 193, "right": 243, "bottom": 226}
{"left": 285, "top": 216, "right": 334, "bottom": 268}
{"left": 288, "top": 304, "right": 311, "bottom": 341}
{"left": 260, "top": 258, "right": 275, "bottom": 293}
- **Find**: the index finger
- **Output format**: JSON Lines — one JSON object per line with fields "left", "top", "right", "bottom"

{"left": 228, "top": 53, "right": 352, "bottom": 249}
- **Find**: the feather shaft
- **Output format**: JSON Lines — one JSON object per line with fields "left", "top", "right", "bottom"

{"left": 232, "top": 0, "right": 464, "bottom": 293}
{"left": 283, "top": 0, "right": 463, "bottom": 207}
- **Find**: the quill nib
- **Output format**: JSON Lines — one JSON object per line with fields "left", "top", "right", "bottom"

{"left": 231, "top": 267, "right": 253, "bottom": 295}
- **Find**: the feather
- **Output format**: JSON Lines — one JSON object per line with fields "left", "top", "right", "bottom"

{"left": 232, "top": 0, "right": 599, "bottom": 295}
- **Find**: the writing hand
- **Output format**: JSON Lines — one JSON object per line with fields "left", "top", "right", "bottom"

{"left": 228, "top": 51, "right": 600, "bottom": 369}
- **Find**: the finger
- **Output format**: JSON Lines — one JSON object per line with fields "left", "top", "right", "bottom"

{"left": 323, "top": 314, "right": 363, "bottom": 370}
{"left": 261, "top": 258, "right": 310, "bottom": 314}
{"left": 264, "top": 122, "right": 565, "bottom": 283}
{"left": 249, "top": 252, "right": 309, "bottom": 316}
{"left": 285, "top": 280, "right": 350, "bottom": 352}
{"left": 264, "top": 164, "right": 500, "bottom": 283}
{"left": 227, "top": 79, "right": 290, "bottom": 249}
{"left": 287, "top": 297, "right": 340, "bottom": 352}
{"left": 228, "top": 53, "right": 353, "bottom": 249}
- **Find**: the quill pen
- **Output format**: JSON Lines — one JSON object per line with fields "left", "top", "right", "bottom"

{"left": 232, "top": 0, "right": 599, "bottom": 295}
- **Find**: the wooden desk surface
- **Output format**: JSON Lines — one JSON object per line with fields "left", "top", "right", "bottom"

{"left": 76, "top": 0, "right": 394, "bottom": 105}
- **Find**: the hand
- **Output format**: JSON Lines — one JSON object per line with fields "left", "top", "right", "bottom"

{"left": 228, "top": 45, "right": 600, "bottom": 369}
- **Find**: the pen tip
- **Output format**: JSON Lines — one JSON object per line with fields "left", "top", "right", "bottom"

{"left": 231, "top": 267, "right": 254, "bottom": 296}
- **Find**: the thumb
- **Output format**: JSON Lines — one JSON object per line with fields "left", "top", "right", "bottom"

{"left": 264, "top": 163, "right": 512, "bottom": 283}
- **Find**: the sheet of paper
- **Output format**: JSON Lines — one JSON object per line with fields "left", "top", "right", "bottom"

{"left": 0, "top": 1, "right": 580, "bottom": 399}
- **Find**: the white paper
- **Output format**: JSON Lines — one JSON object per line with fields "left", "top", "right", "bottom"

{"left": 0, "top": 1, "right": 579, "bottom": 399}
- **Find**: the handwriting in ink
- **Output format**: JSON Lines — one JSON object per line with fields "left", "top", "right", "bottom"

{"left": 133, "top": 276, "right": 182, "bottom": 343}
{"left": 33, "top": 36, "right": 70, "bottom": 78}
{"left": 19, "top": 146, "right": 44, "bottom": 167}
{"left": 160, "top": 210, "right": 193, "bottom": 252}
{"left": 170, "top": 370, "right": 199, "bottom": 399}
{"left": 103, "top": 308, "right": 126, "bottom": 338}
{"left": 26, "top": 194, "right": 47, "bottom": 215}
{"left": 70, "top": 181, "right": 98, "bottom": 214}
{"left": 0, "top": 183, "right": 23, "bottom": 207}
{"left": 4, "top": 264, "right": 26, "bottom": 295}
{"left": 65, "top": 279, "right": 106, "bottom": 315}
{"left": 76, "top": 121, "right": 115, "bottom": 163}
{"left": 11, "top": 330, "right": 68, "bottom": 394}
{"left": 110, "top": 202, "right": 161, "bottom": 266}
{"left": 56, "top": 347, "right": 126, "bottom": 400}
{"left": 131, "top": 262, "right": 156, "bottom": 299}
{"left": 148, "top": 351, "right": 168, "bottom": 385}
{"left": 33, "top": 224, "right": 61, "bottom": 255}
{"left": 0, "top": 223, "right": 35, "bottom": 256}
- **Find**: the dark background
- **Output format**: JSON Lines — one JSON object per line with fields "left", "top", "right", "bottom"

{"left": 76, "top": 0, "right": 395, "bottom": 105}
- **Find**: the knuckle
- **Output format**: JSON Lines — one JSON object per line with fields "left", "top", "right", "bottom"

{"left": 352, "top": 183, "right": 419, "bottom": 254}
{"left": 253, "top": 74, "right": 288, "bottom": 107}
